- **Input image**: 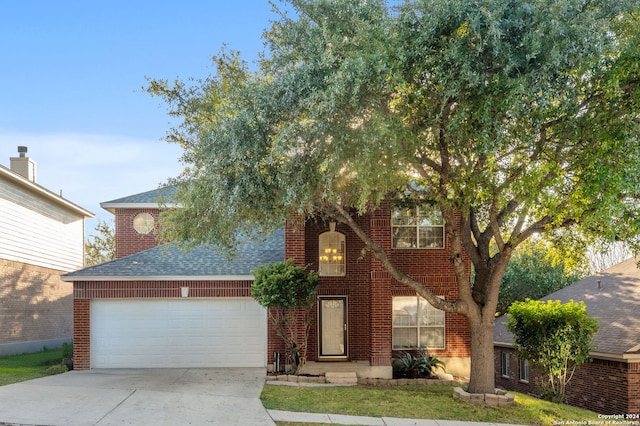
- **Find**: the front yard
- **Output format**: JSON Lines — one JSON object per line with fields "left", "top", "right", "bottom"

{"left": 261, "top": 383, "right": 602, "bottom": 426}
{"left": 0, "top": 350, "right": 603, "bottom": 426}
{"left": 0, "top": 348, "right": 65, "bottom": 386}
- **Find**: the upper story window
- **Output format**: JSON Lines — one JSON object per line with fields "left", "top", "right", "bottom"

{"left": 133, "top": 212, "right": 155, "bottom": 235}
{"left": 392, "top": 205, "right": 444, "bottom": 249}
{"left": 319, "top": 223, "right": 345, "bottom": 276}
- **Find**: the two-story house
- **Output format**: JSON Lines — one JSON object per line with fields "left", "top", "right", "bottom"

{"left": 63, "top": 187, "right": 471, "bottom": 378}
{"left": 1, "top": 146, "right": 93, "bottom": 355}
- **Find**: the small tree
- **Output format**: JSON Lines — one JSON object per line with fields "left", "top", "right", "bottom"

{"left": 506, "top": 299, "right": 598, "bottom": 402}
{"left": 251, "top": 259, "right": 320, "bottom": 374}
{"left": 84, "top": 219, "right": 116, "bottom": 266}
{"left": 498, "top": 243, "right": 582, "bottom": 315}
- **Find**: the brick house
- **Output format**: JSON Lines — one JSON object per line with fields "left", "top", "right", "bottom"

{"left": 0, "top": 146, "right": 93, "bottom": 355}
{"left": 494, "top": 257, "right": 640, "bottom": 415}
{"left": 63, "top": 187, "right": 471, "bottom": 378}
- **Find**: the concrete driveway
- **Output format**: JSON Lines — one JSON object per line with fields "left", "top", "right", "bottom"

{"left": 0, "top": 368, "right": 275, "bottom": 425}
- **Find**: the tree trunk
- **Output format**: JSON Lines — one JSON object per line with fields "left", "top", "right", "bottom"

{"left": 467, "top": 316, "right": 497, "bottom": 394}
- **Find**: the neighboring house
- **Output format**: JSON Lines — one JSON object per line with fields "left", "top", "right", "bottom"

{"left": 494, "top": 257, "right": 640, "bottom": 415}
{"left": 0, "top": 146, "right": 93, "bottom": 355}
{"left": 63, "top": 187, "right": 471, "bottom": 378}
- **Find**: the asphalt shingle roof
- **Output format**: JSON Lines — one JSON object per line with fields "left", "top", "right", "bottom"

{"left": 100, "top": 186, "right": 178, "bottom": 209}
{"left": 494, "top": 257, "right": 640, "bottom": 355}
{"left": 64, "top": 227, "right": 285, "bottom": 280}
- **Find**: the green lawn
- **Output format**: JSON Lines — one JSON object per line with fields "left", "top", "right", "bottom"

{"left": 0, "top": 348, "right": 65, "bottom": 386}
{"left": 261, "top": 383, "right": 602, "bottom": 426}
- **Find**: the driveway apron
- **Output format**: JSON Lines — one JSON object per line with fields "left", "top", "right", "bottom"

{"left": 0, "top": 368, "right": 274, "bottom": 425}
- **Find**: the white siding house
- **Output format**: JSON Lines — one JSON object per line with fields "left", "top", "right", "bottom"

{"left": 0, "top": 147, "right": 93, "bottom": 355}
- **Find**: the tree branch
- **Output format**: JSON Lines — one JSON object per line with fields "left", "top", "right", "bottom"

{"left": 325, "top": 200, "right": 465, "bottom": 314}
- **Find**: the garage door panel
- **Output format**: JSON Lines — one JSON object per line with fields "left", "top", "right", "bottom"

{"left": 91, "top": 299, "right": 267, "bottom": 368}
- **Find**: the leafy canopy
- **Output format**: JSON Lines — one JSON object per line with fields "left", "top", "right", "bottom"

{"left": 148, "top": 0, "right": 640, "bottom": 394}
{"left": 150, "top": 0, "right": 640, "bottom": 260}
{"left": 498, "top": 242, "right": 583, "bottom": 315}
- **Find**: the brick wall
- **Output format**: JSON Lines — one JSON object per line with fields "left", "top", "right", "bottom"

{"left": 494, "top": 347, "right": 540, "bottom": 395}
{"left": 72, "top": 280, "right": 253, "bottom": 369}
{"left": 114, "top": 208, "right": 161, "bottom": 258}
{"left": 73, "top": 299, "right": 90, "bottom": 369}
{"left": 0, "top": 259, "right": 73, "bottom": 345}
{"left": 494, "top": 346, "right": 640, "bottom": 415}
{"left": 272, "top": 204, "right": 471, "bottom": 368}
{"left": 388, "top": 202, "right": 471, "bottom": 359}
{"left": 569, "top": 358, "right": 635, "bottom": 415}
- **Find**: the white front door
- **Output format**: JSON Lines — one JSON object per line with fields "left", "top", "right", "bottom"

{"left": 319, "top": 297, "right": 347, "bottom": 358}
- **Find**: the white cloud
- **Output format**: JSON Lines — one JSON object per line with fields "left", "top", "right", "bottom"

{"left": 0, "top": 131, "right": 184, "bottom": 225}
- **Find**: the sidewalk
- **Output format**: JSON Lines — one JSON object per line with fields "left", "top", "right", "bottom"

{"left": 267, "top": 409, "right": 523, "bottom": 426}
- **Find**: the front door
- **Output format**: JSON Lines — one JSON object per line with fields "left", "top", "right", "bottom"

{"left": 319, "top": 297, "right": 347, "bottom": 358}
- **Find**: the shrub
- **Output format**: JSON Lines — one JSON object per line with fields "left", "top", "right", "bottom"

{"left": 252, "top": 259, "right": 320, "bottom": 373}
{"left": 61, "top": 342, "right": 73, "bottom": 370}
{"left": 393, "top": 349, "right": 446, "bottom": 379}
{"left": 506, "top": 299, "right": 598, "bottom": 402}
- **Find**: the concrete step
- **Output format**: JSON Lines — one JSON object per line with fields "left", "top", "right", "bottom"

{"left": 325, "top": 372, "right": 358, "bottom": 385}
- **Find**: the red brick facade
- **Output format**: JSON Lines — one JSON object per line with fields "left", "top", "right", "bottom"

{"left": 495, "top": 346, "right": 640, "bottom": 415}
{"left": 74, "top": 200, "right": 471, "bottom": 374}
{"left": 114, "top": 208, "right": 161, "bottom": 258}
{"left": 73, "top": 280, "right": 253, "bottom": 370}
{"left": 272, "top": 201, "right": 471, "bottom": 373}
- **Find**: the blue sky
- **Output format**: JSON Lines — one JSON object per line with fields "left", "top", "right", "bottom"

{"left": 0, "top": 1, "right": 276, "bottom": 229}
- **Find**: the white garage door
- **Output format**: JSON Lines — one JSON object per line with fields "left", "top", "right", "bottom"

{"left": 91, "top": 299, "right": 267, "bottom": 368}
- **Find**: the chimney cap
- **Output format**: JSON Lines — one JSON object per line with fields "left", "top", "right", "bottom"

{"left": 17, "top": 146, "right": 28, "bottom": 157}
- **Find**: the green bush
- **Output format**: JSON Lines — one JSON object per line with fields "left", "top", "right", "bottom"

{"left": 252, "top": 259, "right": 320, "bottom": 373}
{"left": 393, "top": 349, "right": 446, "bottom": 379}
{"left": 61, "top": 342, "right": 73, "bottom": 370}
{"left": 506, "top": 299, "right": 598, "bottom": 402}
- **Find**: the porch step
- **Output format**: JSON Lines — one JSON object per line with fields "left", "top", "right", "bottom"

{"left": 325, "top": 372, "right": 358, "bottom": 385}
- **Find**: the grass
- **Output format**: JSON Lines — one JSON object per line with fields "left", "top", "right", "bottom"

{"left": 260, "top": 383, "right": 602, "bottom": 426}
{"left": 0, "top": 347, "right": 65, "bottom": 386}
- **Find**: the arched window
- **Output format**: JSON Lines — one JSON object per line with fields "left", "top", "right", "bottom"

{"left": 319, "top": 223, "right": 345, "bottom": 276}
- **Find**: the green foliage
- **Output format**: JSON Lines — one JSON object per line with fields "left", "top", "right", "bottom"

{"left": 498, "top": 243, "right": 582, "bottom": 315}
{"left": 251, "top": 259, "right": 320, "bottom": 309}
{"left": 0, "top": 348, "right": 64, "bottom": 386}
{"left": 393, "top": 349, "right": 446, "bottom": 379}
{"left": 261, "top": 384, "right": 602, "bottom": 425}
{"left": 84, "top": 219, "right": 115, "bottom": 266}
{"left": 61, "top": 342, "right": 74, "bottom": 370}
{"left": 251, "top": 259, "right": 320, "bottom": 373}
{"left": 506, "top": 299, "right": 598, "bottom": 402}
{"left": 148, "top": 0, "right": 640, "bottom": 394}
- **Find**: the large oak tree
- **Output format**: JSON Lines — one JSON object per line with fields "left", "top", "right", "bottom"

{"left": 148, "top": 0, "right": 640, "bottom": 393}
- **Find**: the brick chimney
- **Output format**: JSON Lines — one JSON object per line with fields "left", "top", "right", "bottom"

{"left": 10, "top": 146, "right": 37, "bottom": 182}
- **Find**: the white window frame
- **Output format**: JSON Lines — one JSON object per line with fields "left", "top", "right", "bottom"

{"left": 392, "top": 296, "right": 445, "bottom": 350}
{"left": 391, "top": 205, "right": 445, "bottom": 249}
{"left": 501, "top": 352, "right": 510, "bottom": 378}
{"left": 319, "top": 230, "right": 346, "bottom": 276}
{"left": 519, "top": 359, "right": 529, "bottom": 383}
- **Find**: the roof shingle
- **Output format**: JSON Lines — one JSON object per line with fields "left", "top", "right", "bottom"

{"left": 494, "top": 257, "right": 640, "bottom": 355}
{"left": 63, "top": 227, "right": 285, "bottom": 280}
